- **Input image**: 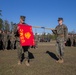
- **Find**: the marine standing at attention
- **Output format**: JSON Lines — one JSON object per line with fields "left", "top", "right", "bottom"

{"left": 52, "top": 18, "right": 68, "bottom": 63}
{"left": 14, "top": 16, "right": 30, "bottom": 66}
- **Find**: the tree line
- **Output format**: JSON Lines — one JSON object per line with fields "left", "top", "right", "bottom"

{"left": 0, "top": 10, "right": 15, "bottom": 32}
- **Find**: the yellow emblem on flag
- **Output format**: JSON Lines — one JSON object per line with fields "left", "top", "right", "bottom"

{"left": 22, "top": 40, "right": 25, "bottom": 43}
{"left": 25, "top": 32, "right": 31, "bottom": 39}
{"left": 20, "top": 32, "right": 24, "bottom": 36}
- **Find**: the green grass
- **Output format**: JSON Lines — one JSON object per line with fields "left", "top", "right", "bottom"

{"left": 0, "top": 42, "right": 76, "bottom": 75}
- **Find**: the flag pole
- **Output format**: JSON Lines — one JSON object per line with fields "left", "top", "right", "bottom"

{"left": 32, "top": 26, "right": 55, "bottom": 30}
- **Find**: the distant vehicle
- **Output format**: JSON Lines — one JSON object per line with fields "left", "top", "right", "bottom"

{"left": 40, "top": 38, "right": 50, "bottom": 42}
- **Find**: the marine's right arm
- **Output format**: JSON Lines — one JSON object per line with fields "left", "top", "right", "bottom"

{"left": 13, "top": 25, "right": 19, "bottom": 37}
{"left": 52, "top": 26, "right": 57, "bottom": 34}
{"left": 13, "top": 25, "right": 17, "bottom": 34}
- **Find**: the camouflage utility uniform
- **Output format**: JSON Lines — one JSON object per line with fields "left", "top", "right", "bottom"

{"left": 2, "top": 32, "right": 8, "bottom": 50}
{"left": 14, "top": 25, "right": 22, "bottom": 61}
{"left": 14, "top": 24, "right": 29, "bottom": 62}
{"left": 10, "top": 32, "right": 15, "bottom": 49}
{"left": 52, "top": 24, "right": 68, "bottom": 60}
{"left": 34, "top": 33, "right": 38, "bottom": 48}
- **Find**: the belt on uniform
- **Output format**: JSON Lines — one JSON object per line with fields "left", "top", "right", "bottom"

{"left": 57, "top": 34, "right": 64, "bottom": 37}
{"left": 16, "top": 40, "right": 20, "bottom": 42}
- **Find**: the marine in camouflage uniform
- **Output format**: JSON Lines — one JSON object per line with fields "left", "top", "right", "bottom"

{"left": 2, "top": 31, "right": 8, "bottom": 50}
{"left": 14, "top": 16, "right": 30, "bottom": 66}
{"left": 34, "top": 33, "right": 38, "bottom": 49}
{"left": 0, "top": 30, "right": 3, "bottom": 50}
{"left": 52, "top": 18, "right": 68, "bottom": 63}
{"left": 10, "top": 31, "right": 15, "bottom": 50}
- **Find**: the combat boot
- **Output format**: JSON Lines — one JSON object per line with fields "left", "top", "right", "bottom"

{"left": 25, "top": 61, "right": 30, "bottom": 66}
{"left": 18, "top": 61, "right": 22, "bottom": 65}
{"left": 59, "top": 59, "right": 64, "bottom": 63}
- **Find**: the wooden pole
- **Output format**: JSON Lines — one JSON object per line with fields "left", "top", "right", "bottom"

{"left": 32, "top": 26, "right": 55, "bottom": 30}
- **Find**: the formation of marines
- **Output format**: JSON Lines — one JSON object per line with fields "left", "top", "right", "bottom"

{"left": 0, "top": 16, "right": 76, "bottom": 66}
{"left": 0, "top": 30, "right": 15, "bottom": 50}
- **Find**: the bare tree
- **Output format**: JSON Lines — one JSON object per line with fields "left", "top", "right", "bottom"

{"left": 0, "top": 10, "right": 2, "bottom": 16}
{"left": 3, "top": 20, "right": 10, "bottom": 31}
{"left": 0, "top": 18, "right": 3, "bottom": 29}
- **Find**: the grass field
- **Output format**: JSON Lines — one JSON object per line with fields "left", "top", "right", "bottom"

{"left": 0, "top": 42, "right": 76, "bottom": 75}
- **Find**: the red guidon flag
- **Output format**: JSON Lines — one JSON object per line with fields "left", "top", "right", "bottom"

{"left": 18, "top": 24, "right": 35, "bottom": 46}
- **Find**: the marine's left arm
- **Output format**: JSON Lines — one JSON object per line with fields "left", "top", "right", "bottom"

{"left": 64, "top": 25, "right": 68, "bottom": 42}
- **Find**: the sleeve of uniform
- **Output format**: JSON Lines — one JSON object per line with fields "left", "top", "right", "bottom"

{"left": 52, "top": 27, "right": 57, "bottom": 34}
{"left": 13, "top": 25, "right": 17, "bottom": 34}
{"left": 64, "top": 25, "right": 68, "bottom": 41}
{"left": 13, "top": 24, "right": 20, "bottom": 37}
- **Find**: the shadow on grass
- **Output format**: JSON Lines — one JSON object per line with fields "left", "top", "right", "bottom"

{"left": 46, "top": 51, "right": 58, "bottom": 61}
{"left": 21, "top": 51, "right": 34, "bottom": 62}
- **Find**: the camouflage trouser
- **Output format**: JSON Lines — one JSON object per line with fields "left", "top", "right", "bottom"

{"left": 16, "top": 41, "right": 29, "bottom": 61}
{"left": 3, "top": 41, "right": 8, "bottom": 49}
{"left": 35, "top": 40, "right": 38, "bottom": 48}
{"left": 22, "top": 46, "right": 29, "bottom": 61}
{"left": 10, "top": 41, "right": 15, "bottom": 49}
{"left": 56, "top": 41, "right": 65, "bottom": 59}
